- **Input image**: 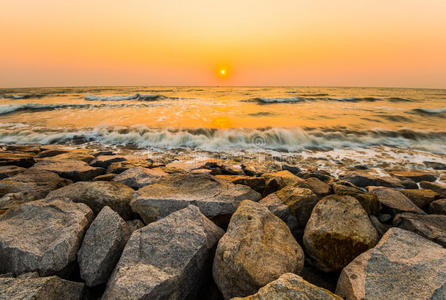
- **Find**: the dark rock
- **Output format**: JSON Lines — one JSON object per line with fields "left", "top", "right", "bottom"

{"left": 93, "top": 173, "right": 116, "bottom": 181}
{"left": 0, "top": 165, "right": 25, "bottom": 179}
{"left": 126, "top": 219, "right": 144, "bottom": 233}
{"left": 0, "top": 151, "right": 35, "bottom": 168}
{"left": 420, "top": 181, "right": 446, "bottom": 198}
{"left": 401, "top": 189, "right": 438, "bottom": 208}
{"left": 215, "top": 175, "right": 266, "bottom": 194}
{"left": 332, "top": 183, "right": 381, "bottom": 215}
{"left": 305, "top": 177, "right": 331, "bottom": 196}
{"left": 370, "top": 187, "right": 425, "bottom": 215}
{"left": 31, "top": 159, "right": 104, "bottom": 181}
{"left": 429, "top": 199, "right": 446, "bottom": 214}
{"left": 393, "top": 213, "right": 446, "bottom": 247}
{"left": 390, "top": 170, "right": 437, "bottom": 182}
{"left": 340, "top": 171, "right": 404, "bottom": 188}
{"left": 90, "top": 155, "right": 127, "bottom": 168}
{"left": 262, "top": 170, "right": 308, "bottom": 195}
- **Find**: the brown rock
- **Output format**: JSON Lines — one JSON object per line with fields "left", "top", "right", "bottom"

{"left": 216, "top": 175, "right": 266, "bottom": 194}
{"left": 400, "top": 189, "right": 438, "bottom": 208}
{"left": 31, "top": 159, "right": 104, "bottom": 181}
{"left": 305, "top": 177, "right": 331, "bottom": 196}
{"left": 370, "top": 187, "right": 425, "bottom": 215}
{"left": 0, "top": 165, "right": 25, "bottom": 179}
{"left": 332, "top": 183, "right": 381, "bottom": 215}
{"left": 420, "top": 181, "right": 446, "bottom": 198}
{"left": 107, "top": 159, "right": 153, "bottom": 174}
{"left": 0, "top": 151, "right": 35, "bottom": 168}
{"left": 429, "top": 199, "right": 446, "bottom": 214}
{"left": 263, "top": 170, "right": 307, "bottom": 195}
{"left": 389, "top": 170, "right": 437, "bottom": 182}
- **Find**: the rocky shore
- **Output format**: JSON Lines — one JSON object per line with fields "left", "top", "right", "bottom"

{"left": 0, "top": 144, "right": 445, "bottom": 299}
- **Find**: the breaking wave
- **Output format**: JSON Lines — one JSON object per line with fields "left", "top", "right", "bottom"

{"left": 250, "top": 96, "right": 386, "bottom": 104}
{"left": 412, "top": 107, "right": 446, "bottom": 117}
{"left": 0, "top": 125, "right": 444, "bottom": 154}
{"left": 85, "top": 94, "right": 166, "bottom": 101}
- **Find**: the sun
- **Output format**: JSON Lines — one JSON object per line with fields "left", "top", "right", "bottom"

{"left": 216, "top": 66, "right": 230, "bottom": 79}
{"left": 220, "top": 69, "right": 226, "bottom": 75}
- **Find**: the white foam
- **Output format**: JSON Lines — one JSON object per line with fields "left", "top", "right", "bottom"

{"left": 85, "top": 94, "right": 140, "bottom": 101}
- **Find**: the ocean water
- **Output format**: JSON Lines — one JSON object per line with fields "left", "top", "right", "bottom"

{"left": 0, "top": 86, "right": 445, "bottom": 169}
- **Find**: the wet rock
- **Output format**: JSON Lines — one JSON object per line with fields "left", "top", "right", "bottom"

{"left": 332, "top": 183, "right": 381, "bottom": 215}
{"left": 31, "top": 159, "right": 104, "bottom": 181}
{"left": 0, "top": 165, "right": 25, "bottom": 179}
{"left": 93, "top": 173, "right": 116, "bottom": 181}
{"left": 303, "top": 195, "right": 379, "bottom": 272}
{"left": 390, "top": 170, "right": 437, "bottom": 182}
{"left": 340, "top": 170, "right": 404, "bottom": 188}
{"left": 46, "top": 181, "right": 135, "bottom": 219}
{"left": 216, "top": 175, "right": 266, "bottom": 194}
{"left": 420, "top": 181, "right": 446, "bottom": 198}
{"left": 429, "top": 199, "right": 446, "bottom": 214}
{"left": 263, "top": 170, "right": 308, "bottom": 195}
{"left": 336, "top": 228, "right": 446, "bottom": 300}
{"left": 370, "top": 187, "right": 426, "bottom": 215}
{"left": 281, "top": 164, "right": 302, "bottom": 176}
{"left": 78, "top": 206, "right": 131, "bottom": 287}
{"left": 0, "top": 168, "right": 71, "bottom": 200}
{"left": 400, "top": 189, "right": 438, "bottom": 208}
{"left": 305, "top": 177, "right": 331, "bottom": 196}
{"left": 0, "top": 275, "right": 84, "bottom": 300}
{"left": 4, "top": 145, "right": 40, "bottom": 154}
{"left": 107, "top": 158, "right": 153, "bottom": 174}
{"left": 424, "top": 161, "right": 446, "bottom": 170}
{"left": 36, "top": 148, "right": 71, "bottom": 158}
{"left": 102, "top": 205, "right": 224, "bottom": 300}
{"left": 90, "top": 155, "right": 127, "bottom": 168}
{"left": 113, "top": 167, "right": 167, "bottom": 189}
{"left": 131, "top": 174, "right": 261, "bottom": 224}
{"left": 301, "top": 168, "right": 332, "bottom": 182}
{"left": 232, "top": 273, "right": 342, "bottom": 300}
{"left": 0, "top": 151, "right": 35, "bottom": 168}
{"left": 126, "top": 219, "right": 144, "bottom": 233}
{"left": 393, "top": 213, "right": 446, "bottom": 247}
{"left": 213, "top": 200, "right": 304, "bottom": 299}
{"left": 44, "top": 150, "right": 96, "bottom": 163}
{"left": 260, "top": 186, "right": 318, "bottom": 233}
{"left": 0, "top": 198, "right": 93, "bottom": 276}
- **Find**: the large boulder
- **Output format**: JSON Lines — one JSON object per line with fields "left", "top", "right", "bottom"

{"left": 389, "top": 170, "right": 437, "bottom": 182}
{"left": 232, "top": 273, "right": 342, "bottom": 300}
{"left": 0, "top": 168, "right": 71, "bottom": 200}
{"left": 0, "top": 275, "right": 84, "bottom": 300}
{"left": 46, "top": 181, "right": 135, "bottom": 219}
{"left": 305, "top": 177, "right": 331, "bottom": 196}
{"left": 393, "top": 213, "right": 446, "bottom": 247}
{"left": 429, "top": 199, "right": 446, "bottom": 214}
{"left": 44, "top": 151, "right": 95, "bottom": 163}
{"left": 102, "top": 205, "right": 224, "bottom": 300}
{"left": 0, "top": 151, "right": 35, "bottom": 168}
{"left": 0, "top": 198, "right": 93, "bottom": 276}
{"left": 340, "top": 170, "right": 405, "bottom": 188}
{"left": 400, "top": 189, "right": 439, "bottom": 208}
{"left": 113, "top": 167, "right": 167, "bottom": 189}
{"left": 0, "top": 165, "right": 25, "bottom": 179}
{"left": 303, "top": 195, "right": 379, "bottom": 272}
{"left": 78, "top": 206, "right": 130, "bottom": 287}
{"left": 420, "top": 181, "right": 446, "bottom": 198}
{"left": 130, "top": 174, "right": 261, "bottom": 224}
{"left": 262, "top": 170, "right": 307, "bottom": 195}
{"left": 336, "top": 228, "right": 446, "bottom": 300}
{"left": 332, "top": 183, "right": 381, "bottom": 215}
{"left": 30, "top": 159, "right": 104, "bottom": 181}
{"left": 370, "top": 187, "right": 425, "bottom": 215}
{"left": 216, "top": 175, "right": 266, "bottom": 194}
{"left": 259, "top": 185, "right": 318, "bottom": 233}
{"left": 213, "top": 200, "right": 304, "bottom": 299}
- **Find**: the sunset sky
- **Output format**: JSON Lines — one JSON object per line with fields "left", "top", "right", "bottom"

{"left": 1, "top": 0, "right": 446, "bottom": 88}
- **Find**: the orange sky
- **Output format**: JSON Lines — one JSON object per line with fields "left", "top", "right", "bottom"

{"left": 1, "top": 0, "right": 446, "bottom": 88}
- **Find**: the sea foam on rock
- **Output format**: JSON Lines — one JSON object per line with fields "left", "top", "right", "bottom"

{"left": 102, "top": 205, "right": 224, "bottom": 300}
{"left": 213, "top": 200, "right": 304, "bottom": 299}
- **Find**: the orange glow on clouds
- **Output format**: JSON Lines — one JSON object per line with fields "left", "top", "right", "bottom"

{"left": 1, "top": 0, "right": 446, "bottom": 88}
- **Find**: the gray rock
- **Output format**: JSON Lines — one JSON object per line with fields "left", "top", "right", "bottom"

{"left": 340, "top": 171, "right": 404, "bottom": 188}
{"left": 370, "top": 187, "right": 425, "bottom": 215}
{"left": 232, "top": 273, "right": 342, "bottom": 300}
{"left": 113, "top": 167, "right": 167, "bottom": 189}
{"left": 393, "top": 213, "right": 446, "bottom": 247}
{"left": 131, "top": 174, "right": 261, "bottom": 224}
{"left": 420, "top": 181, "right": 446, "bottom": 198}
{"left": 0, "top": 151, "right": 35, "bottom": 168}
{"left": 31, "top": 159, "right": 104, "bottom": 181}
{"left": 0, "top": 198, "right": 93, "bottom": 276}
{"left": 429, "top": 199, "right": 446, "bottom": 214}
{"left": 90, "top": 155, "right": 127, "bottom": 168}
{"left": 0, "top": 275, "right": 84, "bottom": 300}
{"left": 336, "top": 228, "right": 446, "bottom": 300}
{"left": 126, "top": 219, "right": 144, "bottom": 233}
{"left": 0, "top": 165, "right": 25, "bottom": 179}
{"left": 46, "top": 181, "right": 135, "bottom": 219}
{"left": 303, "top": 195, "right": 379, "bottom": 272}
{"left": 213, "top": 200, "right": 304, "bottom": 299}
{"left": 78, "top": 206, "right": 130, "bottom": 287}
{"left": 102, "top": 205, "right": 224, "bottom": 300}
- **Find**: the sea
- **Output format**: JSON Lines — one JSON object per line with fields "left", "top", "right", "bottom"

{"left": 1, "top": 86, "right": 445, "bottom": 173}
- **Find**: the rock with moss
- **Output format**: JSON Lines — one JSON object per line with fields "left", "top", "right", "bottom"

{"left": 303, "top": 195, "right": 379, "bottom": 272}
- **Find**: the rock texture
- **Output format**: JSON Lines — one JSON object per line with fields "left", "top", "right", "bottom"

{"left": 390, "top": 170, "right": 437, "bottom": 182}
{"left": 102, "top": 205, "right": 224, "bottom": 300}
{"left": 0, "top": 198, "right": 93, "bottom": 276}
{"left": 0, "top": 165, "right": 25, "bottom": 179}
{"left": 370, "top": 187, "right": 425, "bottom": 215}
{"left": 305, "top": 177, "right": 331, "bottom": 196}
{"left": 90, "top": 155, "right": 127, "bottom": 168}
{"left": 46, "top": 181, "right": 135, "bottom": 219}
{"left": 31, "top": 159, "right": 104, "bottom": 181}
{"left": 113, "top": 167, "right": 167, "bottom": 189}
{"left": 430, "top": 199, "right": 446, "bottom": 215}
{"left": 213, "top": 200, "right": 304, "bottom": 299}
{"left": 0, "top": 151, "right": 35, "bottom": 168}
{"left": 401, "top": 189, "right": 438, "bottom": 208}
{"left": 420, "top": 181, "right": 446, "bottom": 198}
{"left": 393, "top": 213, "right": 446, "bottom": 247}
{"left": 336, "top": 228, "right": 446, "bottom": 300}
{"left": 262, "top": 170, "right": 306, "bottom": 195}
{"left": 332, "top": 183, "right": 381, "bottom": 215}
{"left": 303, "top": 195, "right": 379, "bottom": 272}
{"left": 131, "top": 174, "right": 261, "bottom": 224}
{"left": 77, "top": 206, "right": 131, "bottom": 287}
{"left": 0, "top": 275, "right": 84, "bottom": 300}
{"left": 232, "top": 273, "right": 342, "bottom": 300}
{"left": 340, "top": 171, "right": 404, "bottom": 188}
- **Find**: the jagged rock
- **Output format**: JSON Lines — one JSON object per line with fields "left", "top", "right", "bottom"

{"left": 393, "top": 213, "right": 446, "bottom": 247}
{"left": 0, "top": 275, "right": 84, "bottom": 300}
{"left": 305, "top": 177, "right": 331, "bottom": 196}
{"left": 0, "top": 168, "right": 71, "bottom": 199}
{"left": 126, "top": 219, "right": 144, "bottom": 233}
{"left": 78, "top": 206, "right": 131, "bottom": 287}
{"left": 390, "top": 170, "right": 437, "bottom": 182}
{"left": 400, "top": 189, "right": 438, "bottom": 208}
{"left": 232, "top": 273, "right": 342, "bottom": 300}
{"left": 0, "top": 198, "right": 93, "bottom": 276}
{"left": 0, "top": 165, "right": 25, "bottom": 179}
{"left": 46, "top": 181, "right": 135, "bottom": 219}
{"left": 303, "top": 195, "right": 379, "bottom": 272}
{"left": 340, "top": 171, "right": 404, "bottom": 188}
{"left": 370, "top": 187, "right": 425, "bottom": 215}
{"left": 107, "top": 159, "right": 153, "bottom": 174}
{"left": 131, "top": 174, "right": 261, "bottom": 224}
{"left": 216, "top": 175, "right": 266, "bottom": 194}
{"left": 93, "top": 173, "right": 116, "bottom": 181}
{"left": 102, "top": 205, "right": 224, "bottom": 300}
{"left": 113, "top": 167, "right": 167, "bottom": 189}
{"left": 336, "top": 228, "right": 446, "bottom": 300}
{"left": 332, "top": 183, "right": 381, "bottom": 215}
{"left": 30, "top": 159, "right": 104, "bottom": 181}
{"left": 429, "top": 199, "right": 446, "bottom": 214}
{"left": 213, "top": 200, "right": 304, "bottom": 299}
{"left": 262, "top": 170, "right": 307, "bottom": 195}
{"left": 420, "top": 181, "right": 446, "bottom": 198}
{"left": 260, "top": 186, "right": 318, "bottom": 233}
{"left": 90, "top": 155, "right": 127, "bottom": 168}
{"left": 0, "top": 151, "right": 35, "bottom": 168}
